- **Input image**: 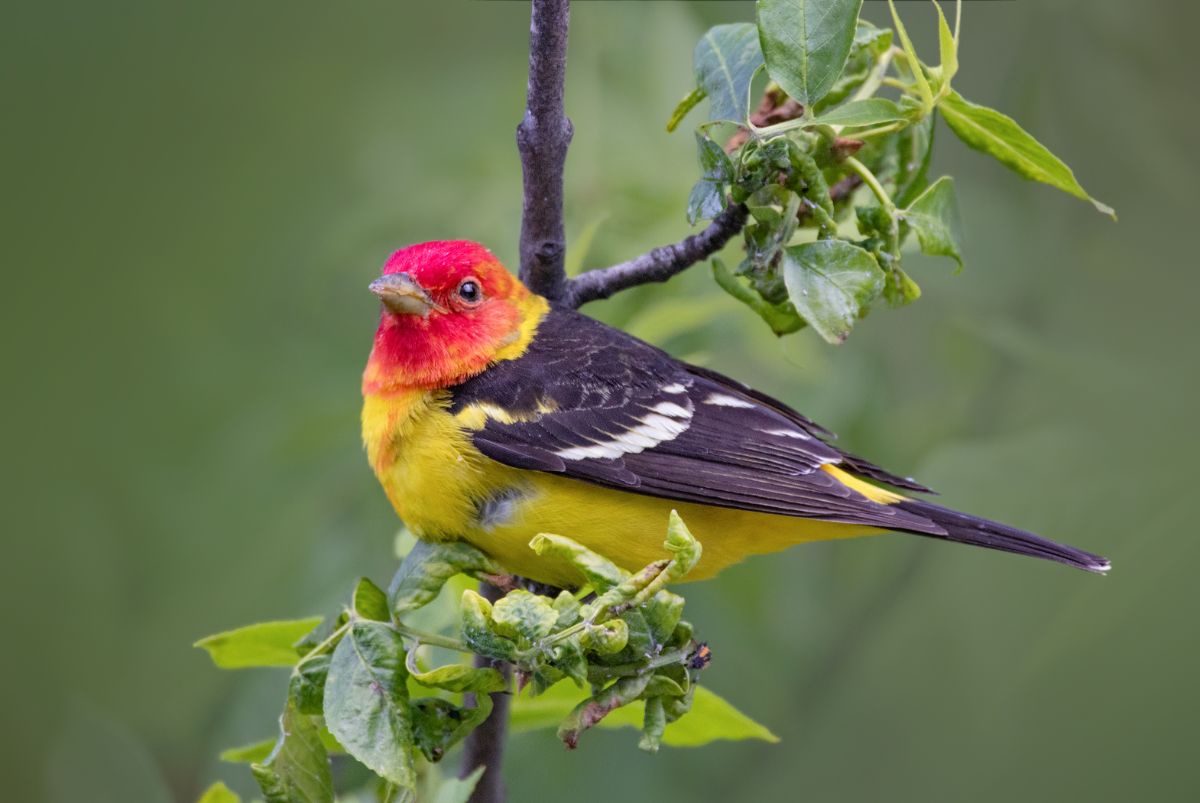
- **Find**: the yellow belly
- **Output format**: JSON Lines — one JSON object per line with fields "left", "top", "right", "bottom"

{"left": 365, "top": 391, "right": 891, "bottom": 589}
{"left": 471, "top": 472, "right": 885, "bottom": 588}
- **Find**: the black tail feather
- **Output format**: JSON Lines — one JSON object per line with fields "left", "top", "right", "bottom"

{"left": 895, "top": 499, "right": 1111, "bottom": 574}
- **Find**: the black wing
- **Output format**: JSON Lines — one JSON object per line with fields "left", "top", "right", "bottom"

{"left": 448, "top": 309, "right": 942, "bottom": 535}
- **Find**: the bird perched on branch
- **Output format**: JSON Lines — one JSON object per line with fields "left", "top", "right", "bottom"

{"left": 362, "top": 240, "right": 1109, "bottom": 588}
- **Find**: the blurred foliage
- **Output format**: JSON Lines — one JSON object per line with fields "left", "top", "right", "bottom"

{"left": 1, "top": 1, "right": 1197, "bottom": 802}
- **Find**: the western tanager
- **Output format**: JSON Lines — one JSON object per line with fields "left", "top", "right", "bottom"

{"left": 362, "top": 240, "right": 1109, "bottom": 587}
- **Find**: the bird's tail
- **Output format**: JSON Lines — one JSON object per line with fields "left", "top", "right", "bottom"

{"left": 894, "top": 499, "right": 1111, "bottom": 574}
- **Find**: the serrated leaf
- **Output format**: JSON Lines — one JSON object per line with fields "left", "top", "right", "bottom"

{"left": 195, "top": 618, "right": 323, "bottom": 669}
{"left": 781, "top": 240, "right": 885, "bottom": 343}
{"left": 904, "top": 175, "right": 964, "bottom": 269}
{"left": 511, "top": 682, "right": 778, "bottom": 747}
{"left": 323, "top": 621, "right": 415, "bottom": 790}
{"left": 432, "top": 766, "right": 486, "bottom": 803}
{"left": 940, "top": 90, "right": 1114, "bottom": 218}
{"left": 196, "top": 782, "right": 240, "bottom": 803}
{"left": 250, "top": 701, "right": 333, "bottom": 803}
{"left": 808, "top": 98, "right": 904, "bottom": 129}
{"left": 757, "top": 0, "right": 864, "bottom": 107}
{"left": 389, "top": 539, "right": 499, "bottom": 616}
{"left": 490, "top": 589, "right": 559, "bottom": 643}
{"left": 693, "top": 23, "right": 764, "bottom": 123}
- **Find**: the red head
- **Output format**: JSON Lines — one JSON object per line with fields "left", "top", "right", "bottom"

{"left": 363, "top": 241, "right": 546, "bottom": 393}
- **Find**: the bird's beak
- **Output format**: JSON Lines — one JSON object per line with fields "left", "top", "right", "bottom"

{"left": 369, "top": 272, "right": 444, "bottom": 316}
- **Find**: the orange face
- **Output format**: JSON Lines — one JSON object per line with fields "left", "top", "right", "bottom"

{"left": 363, "top": 241, "right": 538, "bottom": 392}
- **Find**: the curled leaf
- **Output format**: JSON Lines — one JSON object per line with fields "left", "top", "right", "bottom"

{"left": 389, "top": 540, "right": 500, "bottom": 616}
{"left": 529, "top": 533, "right": 628, "bottom": 591}
{"left": 406, "top": 649, "right": 506, "bottom": 694}
{"left": 491, "top": 589, "right": 559, "bottom": 643}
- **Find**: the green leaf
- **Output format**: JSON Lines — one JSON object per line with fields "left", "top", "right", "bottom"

{"left": 808, "top": 98, "right": 904, "bottom": 129}
{"left": 639, "top": 696, "right": 667, "bottom": 753}
{"left": 940, "top": 90, "right": 1115, "bottom": 218}
{"left": 490, "top": 589, "right": 559, "bottom": 643}
{"left": 892, "top": 111, "right": 936, "bottom": 208}
{"left": 934, "top": 0, "right": 959, "bottom": 86}
{"left": 667, "top": 87, "right": 706, "bottom": 133}
{"left": 289, "top": 653, "right": 331, "bottom": 715}
{"left": 352, "top": 577, "right": 391, "bottom": 622}
{"left": 194, "top": 618, "right": 323, "bottom": 669}
{"left": 411, "top": 696, "right": 494, "bottom": 763}
{"left": 887, "top": 0, "right": 933, "bottom": 109}
{"left": 581, "top": 618, "right": 629, "bottom": 655}
{"left": 511, "top": 682, "right": 778, "bottom": 747}
{"left": 528, "top": 533, "right": 628, "bottom": 591}
{"left": 220, "top": 728, "right": 343, "bottom": 765}
{"left": 220, "top": 739, "right": 275, "bottom": 764}
{"left": 904, "top": 175, "right": 964, "bottom": 269}
{"left": 781, "top": 240, "right": 885, "bottom": 344}
{"left": 693, "top": 23, "right": 764, "bottom": 123}
{"left": 757, "top": 0, "right": 864, "bottom": 107}
{"left": 432, "top": 766, "right": 486, "bottom": 803}
{"left": 250, "top": 701, "right": 334, "bottom": 803}
{"left": 389, "top": 539, "right": 499, "bottom": 616}
{"left": 323, "top": 621, "right": 415, "bottom": 790}
{"left": 460, "top": 589, "right": 518, "bottom": 661}
{"left": 664, "top": 510, "right": 702, "bottom": 580}
{"left": 407, "top": 651, "right": 507, "bottom": 694}
{"left": 712, "top": 258, "right": 805, "bottom": 336}
{"left": 196, "top": 782, "right": 240, "bottom": 803}
{"left": 687, "top": 132, "right": 734, "bottom": 225}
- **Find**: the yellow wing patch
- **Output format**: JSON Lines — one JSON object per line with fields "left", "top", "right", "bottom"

{"left": 821, "top": 464, "right": 906, "bottom": 505}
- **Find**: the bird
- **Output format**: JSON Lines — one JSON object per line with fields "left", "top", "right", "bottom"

{"left": 361, "top": 240, "right": 1110, "bottom": 589}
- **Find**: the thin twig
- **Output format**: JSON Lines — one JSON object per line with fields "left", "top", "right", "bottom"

{"left": 517, "top": 0, "right": 574, "bottom": 302}
{"left": 459, "top": 581, "right": 513, "bottom": 803}
{"left": 565, "top": 203, "right": 749, "bottom": 308}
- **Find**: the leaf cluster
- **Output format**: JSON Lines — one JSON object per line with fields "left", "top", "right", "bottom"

{"left": 670, "top": 0, "right": 1113, "bottom": 344}
{"left": 195, "top": 513, "right": 774, "bottom": 802}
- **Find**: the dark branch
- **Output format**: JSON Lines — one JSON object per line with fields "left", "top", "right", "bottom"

{"left": 565, "top": 203, "right": 749, "bottom": 308}
{"left": 517, "top": 0, "right": 574, "bottom": 302}
{"left": 459, "top": 580, "right": 513, "bottom": 803}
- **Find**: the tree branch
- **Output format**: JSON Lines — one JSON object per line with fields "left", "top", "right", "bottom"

{"left": 459, "top": 580, "right": 513, "bottom": 803}
{"left": 517, "top": 0, "right": 574, "bottom": 302}
{"left": 565, "top": 203, "right": 749, "bottom": 308}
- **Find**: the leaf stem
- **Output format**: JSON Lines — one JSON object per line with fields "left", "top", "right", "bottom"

{"left": 393, "top": 622, "right": 472, "bottom": 653}
{"left": 843, "top": 156, "right": 895, "bottom": 215}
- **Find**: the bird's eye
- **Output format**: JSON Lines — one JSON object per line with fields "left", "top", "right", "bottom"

{"left": 457, "top": 279, "right": 482, "bottom": 304}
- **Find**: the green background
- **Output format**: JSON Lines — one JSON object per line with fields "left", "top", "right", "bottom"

{"left": 3, "top": 1, "right": 1195, "bottom": 800}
